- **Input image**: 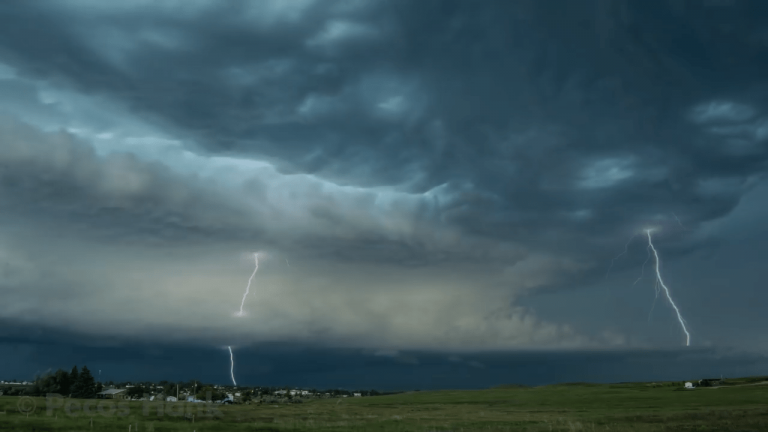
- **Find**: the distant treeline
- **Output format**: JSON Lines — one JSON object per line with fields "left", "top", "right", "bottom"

{"left": 92, "top": 380, "right": 401, "bottom": 398}
{"left": 1, "top": 367, "right": 403, "bottom": 400}
{"left": 2, "top": 366, "right": 99, "bottom": 398}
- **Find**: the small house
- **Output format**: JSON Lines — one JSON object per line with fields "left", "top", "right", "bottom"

{"left": 684, "top": 382, "right": 694, "bottom": 389}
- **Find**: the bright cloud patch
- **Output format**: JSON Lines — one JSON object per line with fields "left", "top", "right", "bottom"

{"left": 306, "top": 20, "right": 380, "bottom": 52}
{"left": 578, "top": 158, "right": 635, "bottom": 189}
{"left": 690, "top": 101, "right": 756, "bottom": 124}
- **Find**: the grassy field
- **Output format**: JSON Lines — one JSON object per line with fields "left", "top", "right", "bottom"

{"left": 1, "top": 379, "right": 767, "bottom": 431}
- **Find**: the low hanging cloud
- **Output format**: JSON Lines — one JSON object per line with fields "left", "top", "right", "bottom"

{"left": 0, "top": 115, "right": 599, "bottom": 350}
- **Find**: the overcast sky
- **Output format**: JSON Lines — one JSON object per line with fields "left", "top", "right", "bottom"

{"left": 2, "top": 0, "right": 768, "bottom": 388}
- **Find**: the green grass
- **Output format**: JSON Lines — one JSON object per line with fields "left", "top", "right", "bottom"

{"left": 1, "top": 380, "right": 767, "bottom": 431}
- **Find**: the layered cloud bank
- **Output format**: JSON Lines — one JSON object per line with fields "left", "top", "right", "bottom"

{"left": 1, "top": 0, "right": 768, "bottom": 351}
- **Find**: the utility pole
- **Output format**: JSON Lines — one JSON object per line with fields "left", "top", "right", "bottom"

{"left": 176, "top": 384, "right": 179, "bottom": 400}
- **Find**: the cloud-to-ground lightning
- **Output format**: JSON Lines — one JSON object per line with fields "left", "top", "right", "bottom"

{"left": 610, "top": 227, "right": 692, "bottom": 345}
{"left": 236, "top": 253, "right": 260, "bottom": 317}
{"left": 228, "top": 346, "right": 237, "bottom": 386}
{"left": 645, "top": 229, "right": 691, "bottom": 346}
{"left": 227, "top": 252, "right": 262, "bottom": 387}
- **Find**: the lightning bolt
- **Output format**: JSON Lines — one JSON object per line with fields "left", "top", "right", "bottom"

{"left": 236, "top": 253, "right": 259, "bottom": 317}
{"left": 633, "top": 241, "right": 652, "bottom": 287}
{"left": 645, "top": 229, "right": 691, "bottom": 346}
{"left": 605, "top": 234, "right": 637, "bottom": 279}
{"left": 671, "top": 212, "right": 687, "bottom": 230}
{"left": 648, "top": 279, "right": 661, "bottom": 323}
{"left": 227, "top": 252, "right": 261, "bottom": 387}
{"left": 228, "top": 346, "right": 237, "bottom": 387}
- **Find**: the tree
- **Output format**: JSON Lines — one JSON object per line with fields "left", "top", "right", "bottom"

{"left": 56, "top": 369, "right": 71, "bottom": 396}
{"left": 163, "top": 383, "right": 175, "bottom": 397}
{"left": 196, "top": 386, "right": 225, "bottom": 401}
{"left": 95, "top": 382, "right": 103, "bottom": 394}
{"left": 29, "top": 374, "right": 46, "bottom": 396}
{"left": 69, "top": 366, "right": 79, "bottom": 396}
{"left": 241, "top": 390, "right": 253, "bottom": 403}
{"left": 72, "top": 366, "right": 96, "bottom": 399}
{"left": 32, "top": 370, "right": 69, "bottom": 396}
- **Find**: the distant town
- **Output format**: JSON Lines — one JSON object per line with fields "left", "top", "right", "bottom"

{"left": 0, "top": 365, "right": 404, "bottom": 404}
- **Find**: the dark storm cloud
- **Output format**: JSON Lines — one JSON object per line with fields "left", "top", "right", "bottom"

{"left": 3, "top": 0, "right": 767, "bottom": 257}
{"left": 1, "top": 0, "right": 768, "bottom": 355}
{"left": 0, "top": 114, "right": 261, "bottom": 246}
{"left": 3, "top": 326, "right": 767, "bottom": 390}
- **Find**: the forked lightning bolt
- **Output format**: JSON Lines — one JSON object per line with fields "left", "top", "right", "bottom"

{"left": 236, "top": 253, "right": 260, "bottom": 316}
{"left": 645, "top": 229, "right": 691, "bottom": 346}
{"left": 227, "top": 252, "right": 261, "bottom": 387}
{"left": 633, "top": 241, "right": 652, "bottom": 287}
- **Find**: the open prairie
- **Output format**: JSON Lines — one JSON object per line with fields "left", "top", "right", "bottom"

{"left": 2, "top": 380, "right": 767, "bottom": 431}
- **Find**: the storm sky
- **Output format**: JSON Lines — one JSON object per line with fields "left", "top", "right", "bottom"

{"left": 2, "top": 0, "right": 768, "bottom": 388}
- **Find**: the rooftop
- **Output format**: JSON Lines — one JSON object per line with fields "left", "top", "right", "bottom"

{"left": 98, "top": 389, "right": 126, "bottom": 395}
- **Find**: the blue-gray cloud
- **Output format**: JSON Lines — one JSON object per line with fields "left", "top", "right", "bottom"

{"left": 0, "top": 0, "right": 767, "bottom": 354}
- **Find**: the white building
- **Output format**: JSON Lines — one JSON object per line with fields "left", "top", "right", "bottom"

{"left": 353, "top": 393, "right": 361, "bottom": 397}
{"left": 684, "top": 382, "right": 695, "bottom": 389}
